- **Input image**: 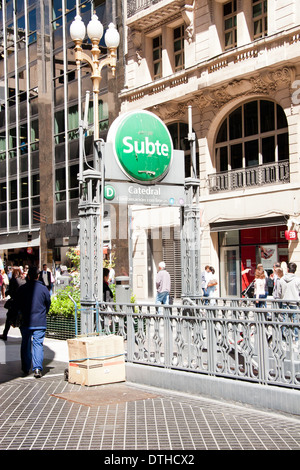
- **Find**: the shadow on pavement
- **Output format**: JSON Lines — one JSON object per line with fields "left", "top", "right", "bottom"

{"left": 0, "top": 335, "right": 64, "bottom": 384}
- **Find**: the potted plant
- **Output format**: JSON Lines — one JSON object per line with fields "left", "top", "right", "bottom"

{"left": 46, "top": 285, "right": 81, "bottom": 340}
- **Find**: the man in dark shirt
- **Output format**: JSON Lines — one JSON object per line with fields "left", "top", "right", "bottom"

{"left": 16, "top": 265, "right": 51, "bottom": 377}
{"left": 38, "top": 263, "right": 54, "bottom": 294}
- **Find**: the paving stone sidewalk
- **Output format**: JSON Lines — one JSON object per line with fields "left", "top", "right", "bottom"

{"left": 1, "top": 304, "right": 300, "bottom": 453}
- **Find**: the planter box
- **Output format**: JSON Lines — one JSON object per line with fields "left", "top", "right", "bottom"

{"left": 46, "top": 313, "right": 80, "bottom": 340}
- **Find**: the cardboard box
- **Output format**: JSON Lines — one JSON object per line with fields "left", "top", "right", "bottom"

{"left": 67, "top": 335, "right": 126, "bottom": 386}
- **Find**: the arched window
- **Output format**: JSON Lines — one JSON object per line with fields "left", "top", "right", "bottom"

{"left": 215, "top": 100, "right": 289, "bottom": 173}
{"left": 168, "top": 122, "right": 199, "bottom": 178}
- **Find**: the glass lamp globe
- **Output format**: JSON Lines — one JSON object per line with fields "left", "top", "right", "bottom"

{"left": 104, "top": 23, "right": 120, "bottom": 48}
{"left": 70, "top": 15, "right": 86, "bottom": 42}
{"left": 87, "top": 14, "right": 104, "bottom": 42}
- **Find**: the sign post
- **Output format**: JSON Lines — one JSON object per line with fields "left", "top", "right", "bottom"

{"left": 181, "top": 106, "right": 202, "bottom": 298}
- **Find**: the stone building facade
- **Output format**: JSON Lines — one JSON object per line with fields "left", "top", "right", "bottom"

{"left": 120, "top": 0, "right": 300, "bottom": 299}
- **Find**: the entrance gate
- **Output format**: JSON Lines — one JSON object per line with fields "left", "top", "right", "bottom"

{"left": 78, "top": 109, "right": 201, "bottom": 334}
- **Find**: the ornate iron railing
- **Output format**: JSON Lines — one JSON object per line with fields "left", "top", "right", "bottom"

{"left": 208, "top": 160, "right": 290, "bottom": 193}
{"left": 78, "top": 297, "right": 300, "bottom": 390}
{"left": 127, "top": 0, "right": 164, "bottom": 17}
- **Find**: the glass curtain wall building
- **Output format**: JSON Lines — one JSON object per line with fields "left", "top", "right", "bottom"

{"left": 0, "top": 0, "right": 119, "bottom": 268}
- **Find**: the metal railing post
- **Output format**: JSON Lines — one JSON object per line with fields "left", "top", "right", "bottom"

{"left": 126, "top": 304, "right": 135, "bottom": 362}
{"left": 163, "top": 305, "right": 173, "bottom": 368}
{"left": 68, "top": 293, "right": 78, "bottom": 337}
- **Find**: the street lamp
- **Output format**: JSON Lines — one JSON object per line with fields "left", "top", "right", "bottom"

{"left": 70, "top": 14, "right": 120, "bottom": 141}
{"left": 70, "top": 13, "right": 120, "bottom": 334}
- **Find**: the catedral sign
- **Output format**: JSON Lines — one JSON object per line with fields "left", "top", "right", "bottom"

{"left": 107, "top": 110, "right": 173, "bottom": 184}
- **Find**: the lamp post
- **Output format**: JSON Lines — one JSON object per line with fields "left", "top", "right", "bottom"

{"left": 70, "top": 13, "right": 120, "bottom": 334}
{"left": 70, "top": 15, "right": 119, "bottom": 144}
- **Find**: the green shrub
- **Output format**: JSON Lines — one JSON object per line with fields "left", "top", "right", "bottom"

{"left": 49, "top": 286, "right": 80, "bottom": 318}
{"left": 49, "top": 283, "right": 136, "bottom": 319}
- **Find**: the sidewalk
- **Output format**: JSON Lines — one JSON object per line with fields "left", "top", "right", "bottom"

{"left": 1, "top": 303, "right": 300, "bottom": 452}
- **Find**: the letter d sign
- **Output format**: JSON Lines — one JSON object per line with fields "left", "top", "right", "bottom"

{"left": 104, "top": 185, "right": 116, "bottom": 200}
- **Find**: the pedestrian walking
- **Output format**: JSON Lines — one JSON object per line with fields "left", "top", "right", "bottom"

{"left": 201, "top": 265, "right": 211, "bottom": 297}
{"left": 103, "top": 267, "right": 114, "bottom": 302}
{"left": 206, "top": 266, "right": 218, "bottom": 298}
{"left": 272, "top": 267, "right": 283, "bottom": 300}
{"left": 279, "top": 262, "right": 300, "bottom": 341}
{"left": 1, "top": 269, "right": 9, "bottom": 300}
{"left": 0, "top": 267, "right": 25, "bottom": 341}
{"left": 16, "top": 265, "right": 51, "bottom": 377}
{"left": 0, "top": 270, "right": 3, "bottom": 299}
{"left": 254, "top": 267, "right": 267, "bottom": 308}
{"left": 156, "top": 261, "right": 171, "bottom": 305}
{"left": 279, "top": 262, "right": 300, "bottom": 301}
{"left": 38, "top": 263, "right": 54, "bottom": 295}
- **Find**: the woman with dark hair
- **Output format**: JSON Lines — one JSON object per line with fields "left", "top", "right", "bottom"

{"left": 0, "top": 267, "right": 25, "bottom": 341}
{"left": 103, "top": 267, "right": 114, "bottom": 302}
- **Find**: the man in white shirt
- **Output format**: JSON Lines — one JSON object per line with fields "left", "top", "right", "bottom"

{"left": 201, "top": 265, "right": 211, "bottom": 297}
{"left": 156, "top": 262, "right": 171, "bottom": 305}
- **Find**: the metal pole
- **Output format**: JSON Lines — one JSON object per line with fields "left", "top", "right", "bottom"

{"left": 79, "top": 90, "right": 90, "bottom": 187}
{"left": 93, "top": 91, "right": 100, "bottom": 171}
{"left": 188, "top": 105, "right": 197, "bottom": 180}
{"left": 181, "top": 106, "right": 201, "bottom": 298}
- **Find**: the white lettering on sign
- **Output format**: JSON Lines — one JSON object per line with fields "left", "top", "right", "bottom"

{"left": 123, "top": 136, "right": 169, "bottom": 156}
{"left": 128, "top": 185, "right": 161, "bottom": 196}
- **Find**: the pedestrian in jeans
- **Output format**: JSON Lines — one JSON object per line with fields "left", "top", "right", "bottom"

{"left": 16, "top": 265, "right": 51, "bottom": 378}
{"left": 254, "top": 267, "right": 267, "bottom": 308}
{"left": 156, "top": 262, "right": 171, "bottom": 306}
{"left": 279, "top": 262, "right": 300, "bottom": 342}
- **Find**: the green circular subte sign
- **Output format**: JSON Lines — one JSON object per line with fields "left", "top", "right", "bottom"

{"left": 107, "top": 110, "right": 173, "bottom": 184}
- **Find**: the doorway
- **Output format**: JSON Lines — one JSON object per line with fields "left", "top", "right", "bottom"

{"left": 220, "top": 246, "right": 240, "bottom": 297}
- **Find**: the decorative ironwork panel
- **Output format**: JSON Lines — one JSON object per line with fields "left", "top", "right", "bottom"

{"left": 85, "top": 297, "right": 300, "bottom": 390}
